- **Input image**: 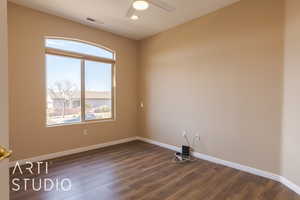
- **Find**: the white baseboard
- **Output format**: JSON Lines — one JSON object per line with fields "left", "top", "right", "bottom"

{"left": 9, "top": 137, "right": 138, "bottom": 167}
{"left": 136, "top": 137, "right": 279, "bottom": 181}
{"left": 192, "top": 151, "right": 280, "bottom": 182}
{"left": 136, "top": 136, "right": 300, "bottom": 195}
{"left": 280, "top": 177, "right": 300, "bottom": 195}
{"left": 137, "top": 137, "right": 181, "bottom": 152}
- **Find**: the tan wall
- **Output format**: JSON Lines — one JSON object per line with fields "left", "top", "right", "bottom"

{"left": 9, "top": 0, "right": 300, "bottom": 185}
{"left": 139, "top": 0, "right": 284, "bottom": 174}
{"left": 282, "top": 0, "right": 300, "bottom": 186}
{"left": 0, "top": 0, "right": 9, "bottom": 199}
{"left": 8, "top": 3, "right": 138, "bottom": 161}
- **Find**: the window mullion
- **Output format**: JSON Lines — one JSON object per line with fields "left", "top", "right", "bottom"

{"left": 81, "top": 59, "right": 86, "bottom": 122}
{"left": 112, "top": 64, "right": 115, "bottom": 120}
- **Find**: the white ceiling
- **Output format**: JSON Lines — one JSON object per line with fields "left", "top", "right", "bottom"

{"left": 9, "top": 0, "right": 240, "bottom": 40}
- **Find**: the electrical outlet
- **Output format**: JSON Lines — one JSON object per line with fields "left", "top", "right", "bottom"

{"left": 83, "top": 129, "right": 88, "bottom": 136}
{"left": 182, "top": 131, "right": 187, "bottom": 137}
{"left": 195, "top": 134, "right": 200, "bottom": 141}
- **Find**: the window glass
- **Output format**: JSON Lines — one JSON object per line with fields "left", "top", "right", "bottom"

{"left": 46, "top": 54, "right": 81, "bottom": 125}
{"left": 46, "top": 39, "right": 114, "bottom": 59}
{"left": 85, "top": 61, "right": 112, "bottom": 120}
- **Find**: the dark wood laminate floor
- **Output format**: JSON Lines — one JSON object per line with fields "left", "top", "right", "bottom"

{"left": 10, "top": 141, "right": 300, "bottom": 200}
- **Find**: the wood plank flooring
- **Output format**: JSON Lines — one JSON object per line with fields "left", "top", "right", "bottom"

{"left": 10, "top": 141, "right": 300, "bottom": 200}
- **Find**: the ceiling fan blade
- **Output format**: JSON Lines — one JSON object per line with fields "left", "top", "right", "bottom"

{"left": 147, "top": 0, "right": 176, "bottom": 12}
{"left": 126, "top": 6, "right": 135, "bottom": 18}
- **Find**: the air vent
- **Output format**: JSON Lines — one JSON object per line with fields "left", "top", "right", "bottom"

{"left": 86, "top": 17, "right": 96, "bottom": 23}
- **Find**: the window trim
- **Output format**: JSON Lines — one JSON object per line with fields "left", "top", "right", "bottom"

{"left": 45, "top": 47, "right": 116, "bottom": 64}
{"left": 45, "top": 36, "right": 116, "bottom": 59}
{"left": 45, "top": 37, "right": 116, "bottom": 127}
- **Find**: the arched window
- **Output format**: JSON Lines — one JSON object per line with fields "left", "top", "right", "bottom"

{"left": 45, "top": 38, "right": 114, "bottom": 59}
{"left": 45, "top": 38, "right": 115, "bottom": 126}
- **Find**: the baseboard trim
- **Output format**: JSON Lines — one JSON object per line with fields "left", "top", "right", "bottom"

{"left": 280, "top": 177, "right": 300, "bottom": 195}
{"left": 136, "top": 136, "right": 300, "bottom": 195}
{"left": 137, "top": 137, "right": 181, "bottom": 152}
{"left": 9, "top": 137, "right": 138, "bottom": 167}
{"left": 192, "top": 151, "right": 280, "bottom": 181}
{"left": 136, "top": 137, "right": 279, "bottom": 181}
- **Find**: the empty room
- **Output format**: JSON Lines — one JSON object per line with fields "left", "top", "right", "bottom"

{"left": 0, "top": 0, "right": 300, "bottom": 199}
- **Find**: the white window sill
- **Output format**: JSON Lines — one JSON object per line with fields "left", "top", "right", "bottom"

{"left": 46, "top": 119, "right": 115, "bottom": 128}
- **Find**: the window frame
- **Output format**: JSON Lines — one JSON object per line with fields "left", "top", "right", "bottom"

{"left": 45, "top": 37, "right": 116, "bottom": 127}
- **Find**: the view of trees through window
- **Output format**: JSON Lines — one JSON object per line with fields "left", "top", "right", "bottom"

{"left": 46, "top": 39, "right": 114, "bottom": 126}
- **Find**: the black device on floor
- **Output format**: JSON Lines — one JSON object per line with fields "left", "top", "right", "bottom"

{"left": 174, "top": 145, "right": 191, "bottom": 162}
{"left": 182, "top": 145, "right": 190, "bottom": 157}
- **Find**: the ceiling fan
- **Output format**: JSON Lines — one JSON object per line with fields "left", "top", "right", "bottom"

{"left": 126, "top": 0, "right": 175, "bottom": 20}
